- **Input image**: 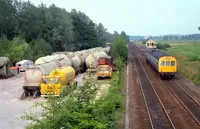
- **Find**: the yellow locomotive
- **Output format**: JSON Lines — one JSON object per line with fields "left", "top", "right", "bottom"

{"left": 146, "top": 49, "right": 177, "bottom": 78}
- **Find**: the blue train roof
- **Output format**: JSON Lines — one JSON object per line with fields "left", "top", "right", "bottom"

{"left": 146, "top": 48, "right": 170, "bottom": 59}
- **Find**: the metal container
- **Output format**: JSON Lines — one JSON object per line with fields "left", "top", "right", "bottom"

{"left": 24, "top": 67, "right": 43, "bottom": 86}
{"left": 85, "top": 52, "right": 107, "bottom": 69}
{"left": 71, "top": 54, "right": 84, "bottom": 73}
{"left": 0, "top": 57, "right": 10, "bottom": 67}
{"left": 49, "top": 66, "right": 75, "bottom": 84}
{"left": 0, "top": 57, "right": 13, "bottom": 78}
{"left": 25, "top": 62, "right": 58, "bottom": 86}
{"left": 40, "top": 66, "right": 75, "bottom": 95}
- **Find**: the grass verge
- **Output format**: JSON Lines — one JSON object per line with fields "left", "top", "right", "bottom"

{"left": 164, "top": 43, "right": 200, "bottom": 84}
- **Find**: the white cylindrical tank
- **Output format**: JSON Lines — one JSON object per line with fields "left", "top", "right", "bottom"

{"left": 24, "top": 61, "right": 61, "bottom": 86}
{"left": 24, "top": 67, "right": 43, "bottom": 86}
{"left": 55, "top": 58, "right": 72, "bottom": 67}
{"left": 0, "top": 57, "right": 10, "bottom": 67}
{"left": 39, "top": 61, "right": 60, "bottom": 75}
{"left": 0, "top": 57, "right": 13, "bottom": 78}
{"left": 105, "top": 47, "right": 110, "bottom": 53}
{"left": 59, "top": 54, "right": 73, "bottom": 66}
{"left": 85, "top": 52, "right": 107, "bottom": 69}
{"left": 35, "top": 55, "right": 59, "bottom": 65}
{"left": 71, "top": 54, "right": 84, "bottom": 73}
{"left": 35, "top": 54, "right": 72, "bottom": 66}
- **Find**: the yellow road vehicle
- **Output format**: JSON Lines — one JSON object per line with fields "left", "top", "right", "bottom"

{"left": 40, "top": 66, "right": 75, "bottom": 96}
{"left": 96, "top": 65, "right": 112, "bottom": 79}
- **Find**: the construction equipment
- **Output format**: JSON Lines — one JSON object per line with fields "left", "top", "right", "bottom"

{"left": 40, "top": 66, "right": 75, "bottom": 96}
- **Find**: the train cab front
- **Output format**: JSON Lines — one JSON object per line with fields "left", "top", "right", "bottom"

{"left": 158, "top": 56, "right": 177, "bottom": 78}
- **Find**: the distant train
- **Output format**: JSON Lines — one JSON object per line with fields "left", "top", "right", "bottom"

{"left": 145, "top": 48, "right": 177, "bottom": 78}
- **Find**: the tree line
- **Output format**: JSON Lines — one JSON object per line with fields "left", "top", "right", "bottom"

{"left": 0, "top": 0, "right": 129, "bottom": 64}
{"left": 147, "top": 34, "right": 200, "bottom": 41}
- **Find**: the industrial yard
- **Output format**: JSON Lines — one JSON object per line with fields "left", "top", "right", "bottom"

{"left": 0, "top": 45, "right": 121, "bottom": 129}
{"left": 0, "top": 72, "right": 87, "bottom": 129}
{"left": 1, "top": 0, "right": 200, "bottom": 128}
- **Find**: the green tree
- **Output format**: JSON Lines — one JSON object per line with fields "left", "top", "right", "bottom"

{"left": 32, "top": 38, "right": 52, "bottom": 61}
{"left": 9, "top": 37, "right": 30, "bottom": 64}
{"left": 0, "top": 36, "right": 31, "bottom": 65}
{"left": 95, "top": 23, "right": 107, "bottom": 47}
{"left": 47, "top": 4, "right": 74, "bottom": 51}
{"left": 0, "top": 0, "right": 17, "bottom": 39}
{"left": 113, "top": 31, "right": 119, "bottom": 41}
{"left": 111, "top": 36, "right": 128, "bottom": 62}
{"left": 120, "top": 31, "right": 129, "bottom": 43}
{"left": 71, "top": 9, "right": 99, "bottom": 50}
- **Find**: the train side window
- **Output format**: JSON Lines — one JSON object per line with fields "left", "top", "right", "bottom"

{"left": 160, "top": 61, "right": 165, "bottom": 66}
{"left": 171, "top": 61, "right": 175, "bottom": 66}
{"left": 166, "top": 61, "right": 170, "bottom": 66}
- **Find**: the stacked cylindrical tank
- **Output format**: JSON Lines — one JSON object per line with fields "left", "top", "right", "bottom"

{"left": 24, "top": 58, "right": 73, "bottom": 86}
{"left": 85, "top": 52, "right": 108, "bottom": 69}
{"left": 24, "top": 46, "right": 110, "bottom": 87}
{"left": 0, "top": 57, "right": 14, "bottom": 78}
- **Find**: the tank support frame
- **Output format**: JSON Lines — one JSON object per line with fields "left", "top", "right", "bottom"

{"left": 20, "top": 86, "right": 40, "bottom": 100}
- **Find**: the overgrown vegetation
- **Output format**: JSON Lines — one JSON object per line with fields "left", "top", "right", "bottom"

{"left": 22, "top": 37, "right": 128, "bottom": 128}
{"left": 164, "top": 43, "right": 200, "bottom": 84}
{"left": 156, "top": 43, "right": 171, "bottom": 50}
{"left": 110, "top": 36, "right": 128, "bottom": 85}
{"left": 0, "top": 0, "right": 129, "bottom": 65}
{"left": 22, "top": 72, "right": 123, "bottom": 129}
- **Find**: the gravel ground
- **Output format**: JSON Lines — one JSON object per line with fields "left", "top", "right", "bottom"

{"left": 0, "top": 73, "right": 85, "bottom": 129}
{"left": 0, "top": 73, "right": 44, "bottom": 129}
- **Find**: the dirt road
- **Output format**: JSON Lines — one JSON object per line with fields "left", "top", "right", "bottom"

{"left": 0, "top": 74, "right": 43, "bottom": 129}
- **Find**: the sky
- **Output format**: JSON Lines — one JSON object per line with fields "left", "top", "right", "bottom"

{"left": 24, "top": 0, "right": 200, "bottom": 36}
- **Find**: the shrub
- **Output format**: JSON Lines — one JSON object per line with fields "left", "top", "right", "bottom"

{"left": 110, "top": 36, "right": 128, "bottom": 62}
{"left": 187, "top": 55, "right": 200, "bottom": 61}
{"left": 22, "top": 73, "right": 123, "bottom": 129}
{"left": 157, "top": 43, "right": 171, "bottom": 50}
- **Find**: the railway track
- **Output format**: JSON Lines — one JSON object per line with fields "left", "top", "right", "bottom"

{"left": 135, "top": 44, "right": 200, "bottom": 127}
{"left": 165, "top": 79, "right": 200, "bottom": 124}
{"left": 173, "top": 78, "right": 200, "bottom": 103}
{"left": 131, "top": 45, "right": 175, "bottom": 129}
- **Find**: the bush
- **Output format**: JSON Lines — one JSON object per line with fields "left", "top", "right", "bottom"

{"left": 22, "top": 73, "right": 123, "bottom": 129}
{"left": 157, "top": 43, "right": 171, "bottom": 50}
{"left": 0, "top": 36, "right": 31, "bottom": 65}
{"left": 110, "top": 36, "right": 128, "bottom": 62}
{"left": 187, "top": 55, "right": 200, "bottom": 61}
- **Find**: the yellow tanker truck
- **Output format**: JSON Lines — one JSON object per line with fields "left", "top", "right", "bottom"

{"left": 40, "top": 66, "right": 75, "bottom": 96}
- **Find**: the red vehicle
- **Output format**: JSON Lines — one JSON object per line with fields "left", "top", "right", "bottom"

{"left": 98, "top": 56, "right": 116, "bottom": 70}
